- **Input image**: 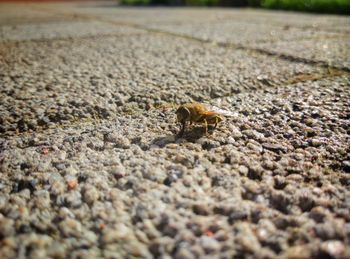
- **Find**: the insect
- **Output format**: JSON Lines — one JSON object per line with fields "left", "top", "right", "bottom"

{"left": 175, "top": 102, "right": 233, "bottom": 136}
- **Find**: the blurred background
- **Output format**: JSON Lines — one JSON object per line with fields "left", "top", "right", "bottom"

{"left": 0, "top": 0, "right": 349, "bottom": 14}
{"left": 119, "top": 0, "right": 350, "bottom": 14}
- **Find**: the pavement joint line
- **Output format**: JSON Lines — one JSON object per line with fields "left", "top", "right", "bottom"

{"left": 0, "top": 32, "right": 148, "bottom": 45}
{"left": 208, "top": 73, "right": 350, "bottom": 106}
{"left": 220, "top": 42, "right": 350, "bottom": 73}
{"left": 241, "top": 33, "right": 350, "bottom": 45}
{"left": 217, "top": 17, "right": 350, "bottom": 35}
{"left": 28, "top": 6, "right": 350, "bottom": 73}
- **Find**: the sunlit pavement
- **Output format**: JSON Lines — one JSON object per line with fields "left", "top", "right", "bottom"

{"left": 1, "top": 1, "right": 349, "bottom": 258}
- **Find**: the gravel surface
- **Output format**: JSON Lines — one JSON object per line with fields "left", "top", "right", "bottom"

{"left": 0, "top": 34, "right": 321, "bottom": 135}
{"left": 1, "top": 2, "right": 350, "bottom": 259}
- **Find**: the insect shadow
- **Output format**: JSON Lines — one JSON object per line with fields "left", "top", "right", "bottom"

{"left": 178, "top": 125, "right": 214, "bottom": 140}
{"left": 151, "top": 125, "right": 214, "bottom": 148}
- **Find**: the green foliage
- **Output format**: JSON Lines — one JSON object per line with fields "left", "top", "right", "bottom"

{"left": 121, "top": 0, "right": 151, "bottom": 5}
{"left": 121, "top": 0, "right": 260, "bottom": 6}
{"left": 261, "top": 0, "right": 350, "bottom": 14}
{"left": 185, "top": 0, "right": 220, "bottom": 6}
{"left": 248, "top": 0, "right": 262, "bottom": 6}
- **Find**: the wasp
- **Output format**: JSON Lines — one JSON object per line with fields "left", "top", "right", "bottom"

{"left": 175, "top": 102, "right": 226, "bottom": 136}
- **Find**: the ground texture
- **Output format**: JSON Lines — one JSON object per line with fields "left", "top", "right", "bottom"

{"left": 0, "top": 1, "right": 350, "bottom": 258}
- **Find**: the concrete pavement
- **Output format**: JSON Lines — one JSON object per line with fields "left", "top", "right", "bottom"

{"left": 1, "top": 2, "right": 349, "bottom": 258}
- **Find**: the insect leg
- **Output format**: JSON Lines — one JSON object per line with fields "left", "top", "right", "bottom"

{"left": 204, "top": 119, "right": 208, "bottom": 135}
{"left": 214, "top": 116, "right": 219, "bottom": 129}
{"left": 178, "top": 121, "right": 186, "bottom": 137}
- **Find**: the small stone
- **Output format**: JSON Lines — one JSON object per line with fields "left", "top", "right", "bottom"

{"left": 262, "top": 143, "right": 286, "bottom": 153}
{"left": 41, "top": 147, "right": 49, "bottom": 155}
{"left": 286, "top": 174, "right": 303, "bottom": 182}
{"left": 67, "top": 179, "right": 78, "bottom": 190}
{"left": 242, "top": 129, "right": 264, "bottom": 140}
{"left": 174, "top": 247, "right": 195, "bottom": 259}
{"left": 282, "top": 245, "right": 312, "bottom": 259}
{"left": 127, "top": 241, "right": 151, "bottom": 257}
{"left": 0, "top": 218, "right": 15, "bottom": 237}
{"left": 316, "top": 223, "right": 337, "bottom": 240}
{"left": 199, "top": 236, "right": 220, "bottom": 253}
{"left": 182, "top": 175, "right": 193, "bottom": 187}
{"left": 34, "top": 190, "right": 51, "bottom": 209}
{"left": 47, "top": 241, "right": 66, "bottom": 258}
{"left": 54, "top": 162, "right": 66, "bottom": 171}
{"left": 57, "top": 191, "right": 82, "bottom": 208}
{"left": 83, "top": 185, "right": 99, "bottom": 204}
{"left": 50, "top": 181, "right": 65, "bottom": 195}
{"left": 229, "top": 125, "right": 242, "bottom": 139}
{"left": 228, "top": 210, "right": 249, "bottom": 224}
{"left": 102, "top": 224, "right": 131, "bottom": 243}
{"left": 321, "top": 240, "right": 345, "bottom": 257}
{"left": 238, "top": 165, "right": 248, "bottom": 176}
{"left": 115, "top": 136, "right": 131, "bottom": 149}
{"left": 262, "top": 159, "right": 275, "bottom": 170}
{"left": 153, "top": 136, "right": 176, "bottom": 147}
{"left": 58, "top": 207, "right": 75, "bottom": 219}
{"left": 247, "top": 142, "right": 263, "bottom": 153}
{"left": 57, "top": 150, "right": 67, "bottom": 160}
{"left": 236, "top": 223, "right": 261, "bottom": 252}
{"left": 310, "top": 138, "right": 322, "bottom": 147}
{"left": 59, "top": 218, "right": 82, "bottom": 237}
{"left": 309, "top": 206, "right": 328, "bottom": 223}
{"left": 110, "top": 165, "right": 125, "bottom": 180}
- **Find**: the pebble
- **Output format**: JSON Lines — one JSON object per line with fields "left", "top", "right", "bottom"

{"left": 105, "top": 132, "right": 131, "bottom": 149}
{"left": 238, "top": 165, "right": 249, "bottom": 175}
{"left": 242, "top": 130, "right": 264, "bottom": 140}
{"left": 309, "top": 206, "right": 328, "bottom": 223}
{"left": 199, "top": 236, "right": 220, "bottom": 253}
{"left": 58, "top": 207, "right": 75, "bottom": 219}
{"left": 102, "top": 224, "right": 131, "bottom": 243}
{"left": 83, "top": 185, "right": 100, "bottom": 204}
{"left": 262, "top": 143, "right": 286, "bottom": 153}
{"left": 321, "top": 240, "right": 345, "bottom": 257}
{"left": 0, "top": 218, "right": 15, "bottom": 237}
{"left": 59, "top": 219, "right": 82, "bottom": 237}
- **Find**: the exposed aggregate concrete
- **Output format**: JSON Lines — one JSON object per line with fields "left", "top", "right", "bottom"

{"left": 0, "top": 34, "right": 321, "bottom": 135}
{"left": 0, "top": 2, "right": 350, "bottom": 259}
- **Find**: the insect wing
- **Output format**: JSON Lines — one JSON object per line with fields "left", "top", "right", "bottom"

{"left": 208, "top": 105, "right": 238, "bottom": 117}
